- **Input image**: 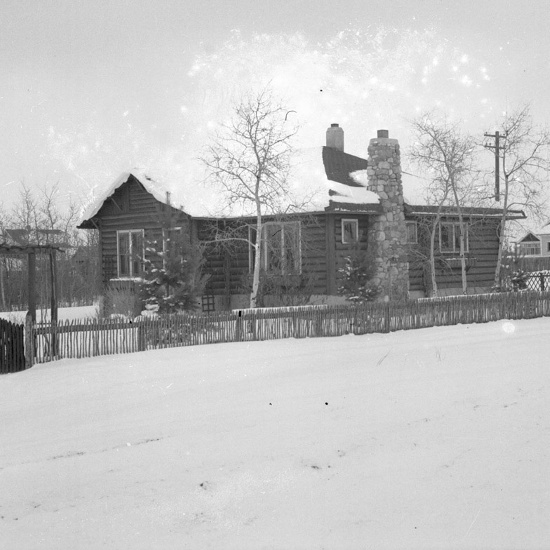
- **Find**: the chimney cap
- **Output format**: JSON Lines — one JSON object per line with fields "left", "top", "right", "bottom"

{"left": 377, "top": 129, "right": 389, "bottom": 138}
{"left": 331, "top": 123, "right": 339, "bottom": 127}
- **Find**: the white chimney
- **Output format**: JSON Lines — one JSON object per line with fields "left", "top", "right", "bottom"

{"left": 326, "top": 123, "right": 344, "bottom": 151}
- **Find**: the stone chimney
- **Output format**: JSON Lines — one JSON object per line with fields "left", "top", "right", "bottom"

{"left": 326, "top": 123, "right": 344, "bottom": 151}
{"left": 366, "top": 130, "right": 409, "bottom": 301}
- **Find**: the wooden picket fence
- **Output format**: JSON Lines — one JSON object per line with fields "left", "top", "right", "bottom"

{"left": 0, "top": 318, "right": 25, "bottom": 373}
{"left": 29, "top": 290, "right": 550, "bottom": 364}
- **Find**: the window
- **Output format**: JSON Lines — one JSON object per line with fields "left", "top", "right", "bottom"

{"left": 517, "top": 242, "right": 541, "bottom": 256}
{"left": 117, "top": 230, "right": 144, "bottom": 277}
{"left": 439, "top": 222, "right": 468, "bottom": 254}
{"left": 201, "top": 295, "right": 215, "bottom": 313}
{"left": 262, "top": 221, "right": 301, "bottom": 274}
{"left": 406, "top": 221, "right": 418, "bottom": 244}
{"left": 341, "top": 219, "right": 359, "bottom": 244}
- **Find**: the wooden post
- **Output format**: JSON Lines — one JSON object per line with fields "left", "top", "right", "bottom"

{"left": 24, "top": 311, "right": 34, "bottom": 369}
{"left": 50, "top": 249, "right": 58, "bottom": 356}
{"left": 27, "top": 249, "right": 36, "bottom": 323}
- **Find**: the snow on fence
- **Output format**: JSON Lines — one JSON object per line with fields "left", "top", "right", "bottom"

{"left": 29, "top": 290, "right": 550, "bottom": 364}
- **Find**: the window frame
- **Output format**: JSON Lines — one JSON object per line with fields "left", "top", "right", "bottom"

{"left": 518, "top": 241, "right": 541, "bottom": 257}
{"left": 406, "top": 221, "right": 418, "bottom": 244}
{"left": 116, "top": 229, "right": 144, "bottom": 278}
{"left": 341, "top": 218, "right": 359, "bottom": 244}
{"left": 439, "top": 222, "right": 469, "bottom": 254}
{"left": 261, "top": 221, "right": 302, "bottom": 275}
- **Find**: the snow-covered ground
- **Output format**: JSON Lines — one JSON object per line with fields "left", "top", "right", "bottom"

{"left": 1, "top": 318, "right": 549, "bottom": 549}
{"left": 0, "top": 305, "right": 98, "bottom": 323}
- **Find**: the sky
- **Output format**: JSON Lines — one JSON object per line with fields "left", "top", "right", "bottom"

{"left": 2, "top": 0, "right": 550, "bottom": 217}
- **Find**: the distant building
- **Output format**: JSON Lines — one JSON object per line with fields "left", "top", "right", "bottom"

{"left": 515, "top": 224, "right": 550, "bottom": 257}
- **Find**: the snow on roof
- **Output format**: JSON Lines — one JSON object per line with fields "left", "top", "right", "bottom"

{"left": 79, "top": 169, "right": 225, "bottom": 223}
{"left": 288, "top": 148, "right": 380, "bottom": 211}
{"left": 79, "top": 147, "right": 381, "bottom": 225}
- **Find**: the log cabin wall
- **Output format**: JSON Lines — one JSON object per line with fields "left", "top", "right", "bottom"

{"left": 329, "top": 213, "right": 370, "bottom": 293}
{"left": 197, "top": 214, "right": 331, "bottom": 299}
{"left": 196, "top": 219, "right": 250, "bottom": 297}
{"left": 407, "top": 215, "right": 501, "bottom": 295}
{"left": 95, "top": 175, "right": 189, "bottom": 285}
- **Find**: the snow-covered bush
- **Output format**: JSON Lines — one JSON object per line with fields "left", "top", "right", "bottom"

{"left": 139, "top": 229, "right": 208, "bottom": 314}
{"left": 510, "top": 269, "right": 529, "bottom": 291}
{"left": 338, "top": 249, "right": 380, "bottom": 304}
{"left": 104, "top": 283, "right": 142, "bottom": 318}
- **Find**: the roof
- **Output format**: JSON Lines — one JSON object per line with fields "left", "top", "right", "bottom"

{"left": 517, "top": 232, "right": 541, "bottom": 243}
{"left": 78, "top": 170, "right": 224, "bottom": 223}
{"left": 404, "top": 204, "right": 526, "bottom": 220}
{"left": 516, "top": 222, "right": 550, "bottom": 243}
{"left": 78, "top": 147, "right": 381, "bottom": 226}
{"left": 78, "top": 144, "right": 524, "bottom": 227}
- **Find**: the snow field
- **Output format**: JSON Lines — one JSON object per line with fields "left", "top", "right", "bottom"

{"left": 0, "top": 318, "right": 549, "bottom": 549}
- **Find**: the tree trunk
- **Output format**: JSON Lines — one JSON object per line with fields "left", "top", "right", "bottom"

{"left": 429, "top": 222, "right": 438, "bottom": 297}
{"left": 250, "top": 215, "right": 262, "bottom": 308}
{"left": 450, "top": 177, "right": 468, "bottom": 295}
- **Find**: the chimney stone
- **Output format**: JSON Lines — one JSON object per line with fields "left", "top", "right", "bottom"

{"left": 326, "top": 123, "right": 344, "bottom": 151}
{"left": 366, "top": 131, "right": 409, "bottom": 301}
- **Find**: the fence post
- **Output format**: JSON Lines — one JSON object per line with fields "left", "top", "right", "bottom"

{"left": 235, "top": 311, "right": 242, "bottom": 342}
{"left": 384, "top": 302, "right": 391, "bottom": 333}
{"left": 24, "top": 312, "right": 34, "bottom": 369}
{"left": 541, "top": 273, "right": 545, "bottom": 292}
{"left": 137, "top": 322, "right": 145, "bottom": 352}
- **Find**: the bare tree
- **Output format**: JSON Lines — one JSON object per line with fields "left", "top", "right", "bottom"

{"left": 2, "top": 183, "right": 99, "bottom": 310}
{"left": 483, "top": 105, "right": 550, "bottom": 287}
{"left": 200, "top": 88, "right": 300, "bottom": 308}
{"left": 409, "top": 112, "right": 477, "bottom": 295}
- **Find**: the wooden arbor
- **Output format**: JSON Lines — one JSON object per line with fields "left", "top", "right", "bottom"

{"left": 0, "top": 244, "right": 64, "bottom": 322}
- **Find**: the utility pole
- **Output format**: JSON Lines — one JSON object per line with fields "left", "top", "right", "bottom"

{"left": 484, "top": 131, "right": 505, "bottom": 201}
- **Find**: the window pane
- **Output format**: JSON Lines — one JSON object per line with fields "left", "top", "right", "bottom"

{"left": 454, "top": 226, "right": 461, "bottom": 252}
{"left": 440, "top": 224, "right": 453, "bottom": 252}
{"left": 406, "top": 222, "right": 417, "bottom": 243}
{"left": 118, "top": 233, "right": 130, "bottom": 276}
{"left": 342, "top": 220, "right": 358, "bottom": 244}
{"left": 265, "top": 224, "right": 283, "bottom": 272}
{"left": 262, "top": 222, "right": 301, "bottom": 274}
{"left": 283, "top": 223, "right": 300, "bottom": 273}
{"left": 249, "top": 226, "right": 257, "bottom": 272}
{"left": 131, "top": 231, "right": 143, "bottom": 276}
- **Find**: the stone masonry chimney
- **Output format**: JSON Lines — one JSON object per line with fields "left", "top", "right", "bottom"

{"left": 366, "top": 130, "right": 409, "bottom": 301}
{"left": 326, "top": 123, "right": 344, "bottom": 151}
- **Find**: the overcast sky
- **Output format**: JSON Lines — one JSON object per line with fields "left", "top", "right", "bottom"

{"left": 2, "top": 0, "right": 549, "bottom": 214}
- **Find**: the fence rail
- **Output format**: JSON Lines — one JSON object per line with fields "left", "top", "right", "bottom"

{"left": 28, "top": 290, "right": 550, "bottom": 364}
